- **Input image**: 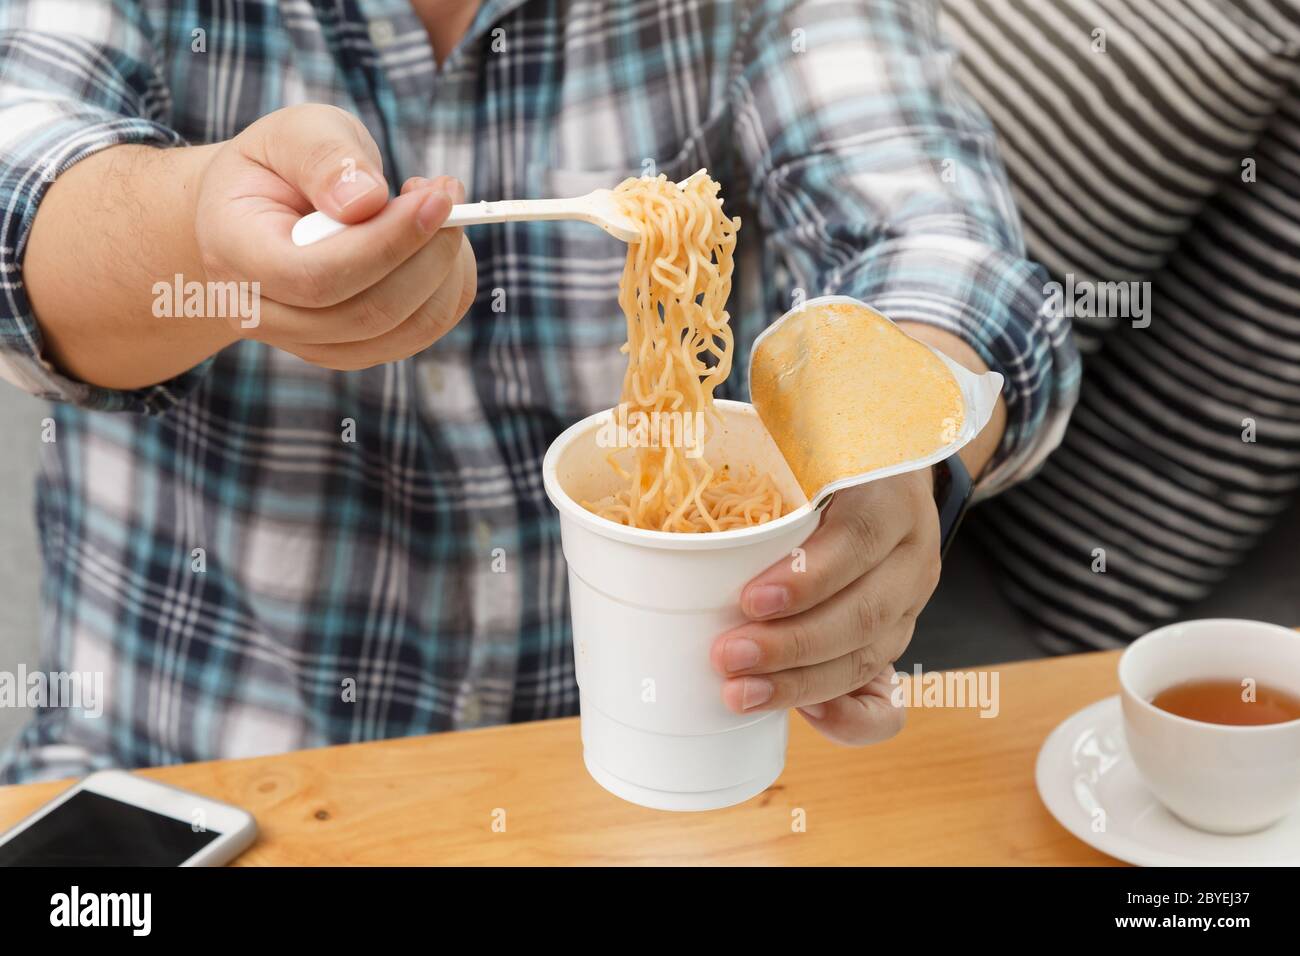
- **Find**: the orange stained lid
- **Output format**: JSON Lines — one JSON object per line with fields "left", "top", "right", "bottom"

{"left": 749, "top": 298, "right": 967, "bottom": 503}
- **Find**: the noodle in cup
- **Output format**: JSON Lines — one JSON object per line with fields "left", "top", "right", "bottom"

{"left": 582, "top": 173, "right": 795, "bottom": 533}
{"left": 543, "top": 400, "right": 819, "bottom": 811}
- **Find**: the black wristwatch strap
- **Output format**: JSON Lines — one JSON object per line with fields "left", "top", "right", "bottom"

{"left": 932, "top": 453, "right": 974, "bottom": 560}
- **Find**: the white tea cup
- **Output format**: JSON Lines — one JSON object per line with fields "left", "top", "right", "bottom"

{"left": 1119, "top": 619, "right": 1300, "bottom": 834}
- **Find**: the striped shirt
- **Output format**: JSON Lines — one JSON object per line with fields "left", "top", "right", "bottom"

{"left": 938, "top": 0, "right": 1300, "bottom": 651}
{"left": 0, "top": 0, "right": 1079, "bottom": 782}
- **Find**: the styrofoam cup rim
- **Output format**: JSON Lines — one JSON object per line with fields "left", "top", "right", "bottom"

{"left": 542, "top": 399, "right": 817, "bottom": 551}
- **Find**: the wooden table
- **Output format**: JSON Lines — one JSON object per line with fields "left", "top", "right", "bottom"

{"left": 0, "top": 650, "right": 1123, "bottom": 865}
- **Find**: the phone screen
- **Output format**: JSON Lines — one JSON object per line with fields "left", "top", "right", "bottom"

{"left": 0, "top": 790, "right": 221, "bottom": 866}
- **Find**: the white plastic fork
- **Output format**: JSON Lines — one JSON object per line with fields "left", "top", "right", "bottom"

{"left": 291, "top": 169, "right": 706, "bottom": 247}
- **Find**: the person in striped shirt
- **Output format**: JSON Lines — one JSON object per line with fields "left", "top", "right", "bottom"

{"left": 0, "top": 0, "right": 1079, "bottom": 782}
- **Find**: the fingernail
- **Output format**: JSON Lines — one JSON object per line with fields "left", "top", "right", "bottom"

{"left": 741, "top": 677, "right": 774, "bottom": 710}
{"left": 800, "top": 703, "right": 827, "bottom": 720}
{"left": 745, "top": 585, "right": 788, "bottom": 618}
{"left": 332, "top": 171, "right": 380, "bottom": 209}
{"left": 417, "top": 190, "right": 451, "bottom": 233}
{"left": 723, "top": 637, "right": 761, "bottom": 673}
{"left": 449, "top": 177, "right": 466, "bottom": 204}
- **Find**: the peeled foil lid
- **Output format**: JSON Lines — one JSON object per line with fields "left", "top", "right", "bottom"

{"left": 748, "top": 296, "right": 1004, "bottom": 507}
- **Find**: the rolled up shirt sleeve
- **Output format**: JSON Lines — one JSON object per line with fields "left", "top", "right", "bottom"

{"left": 734, "top": 0, "right": 1081, "bottom": 496}
{"left": 0, "top": 1, "right": 201, "bottom": 413}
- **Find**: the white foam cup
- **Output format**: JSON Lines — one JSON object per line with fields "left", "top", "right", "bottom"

{"left": 542, "top": 400, "right": 820, "bottom": 810}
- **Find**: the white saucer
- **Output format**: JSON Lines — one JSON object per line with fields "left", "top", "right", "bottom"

{"left": 1035, "top": 696, "right": 1300, "bottom": 866}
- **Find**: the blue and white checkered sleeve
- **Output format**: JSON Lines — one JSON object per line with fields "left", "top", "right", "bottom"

{"left": 735, "top": 0, "right": 1081, "bottom": 496}
{"left": 0, "top": 0, "right": 201, "bottom": 413}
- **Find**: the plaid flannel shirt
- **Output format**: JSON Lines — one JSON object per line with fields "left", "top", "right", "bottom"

{"left": 0, "top": 0, "right": 1079, "bottom": 782}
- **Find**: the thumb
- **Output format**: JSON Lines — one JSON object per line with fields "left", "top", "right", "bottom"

{"left": 249, "top": 104, "right": 390, "bottom": 224}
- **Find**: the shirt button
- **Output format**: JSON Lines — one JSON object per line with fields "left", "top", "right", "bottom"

{"left": 425, "top": 364, "right": 444, "bottom": 392}
{"left": 369, "top": 19, "right": 396, "bottom": 48}
{"left": 461, "top": 694, "right": 482, "bottom": 725}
